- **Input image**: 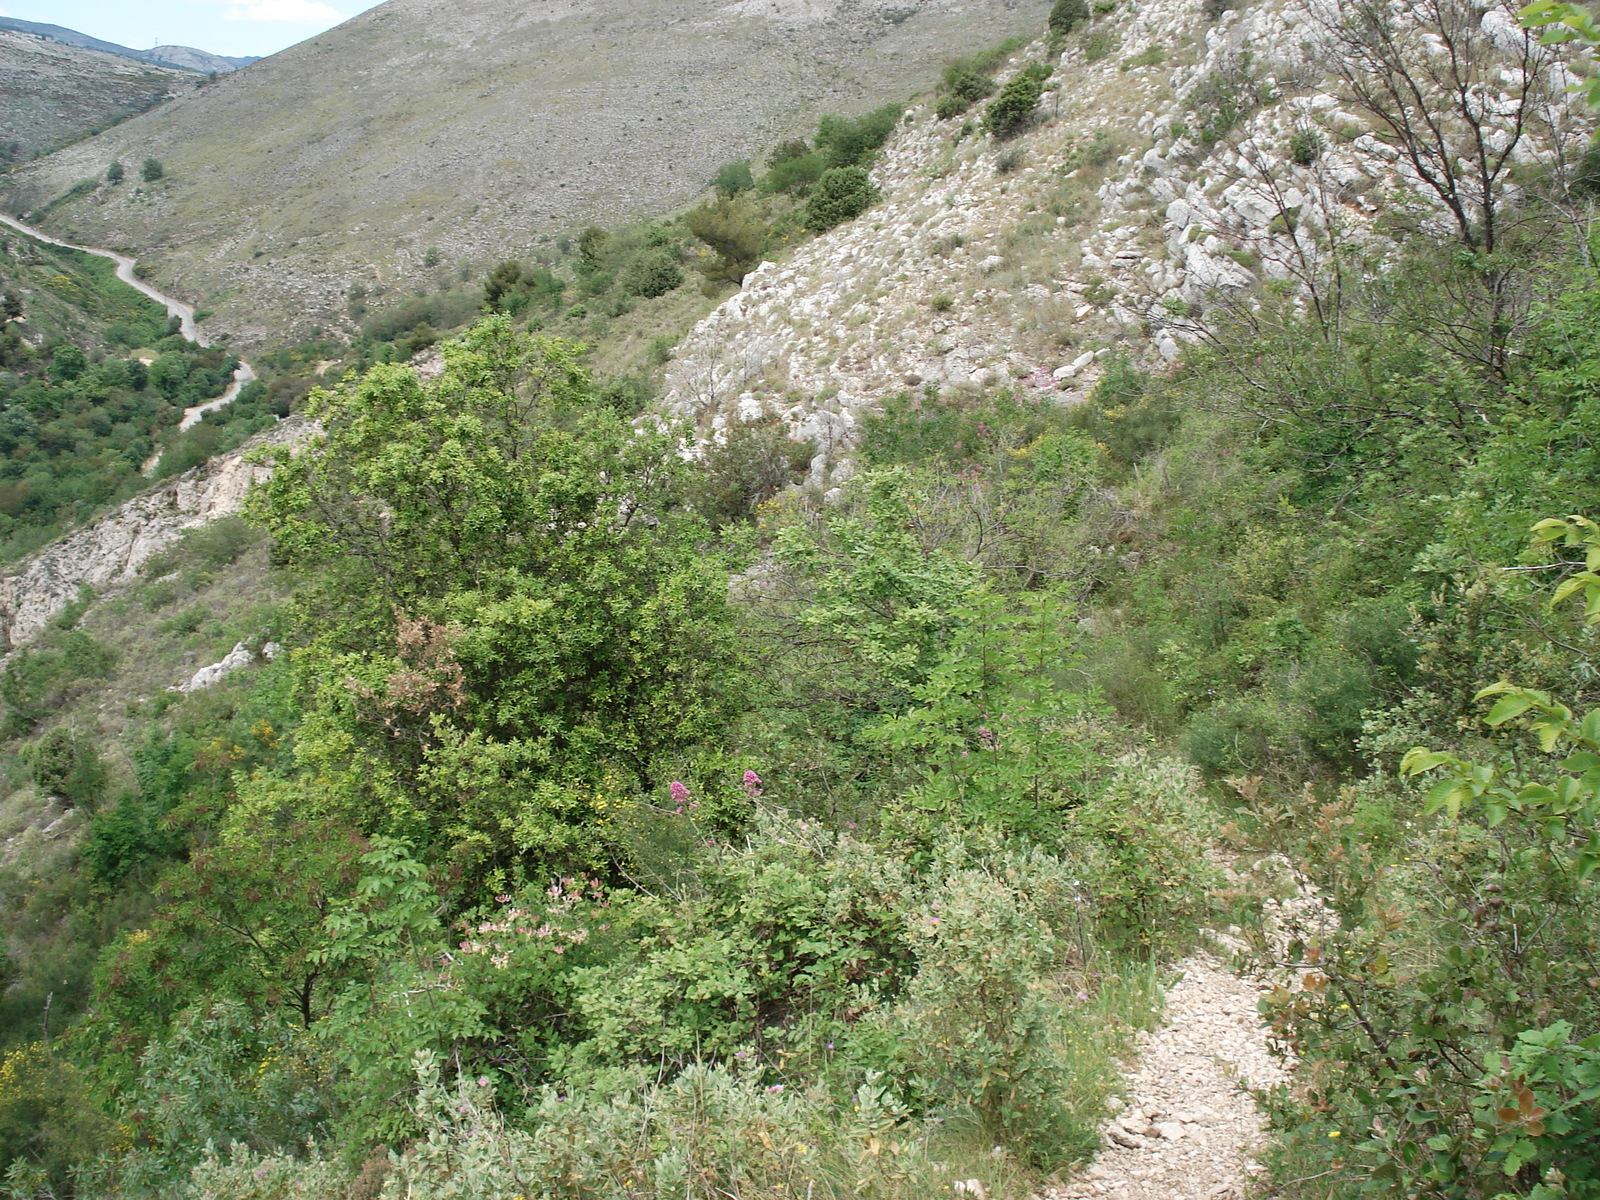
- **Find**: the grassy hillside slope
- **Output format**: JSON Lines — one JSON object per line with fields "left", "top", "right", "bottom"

{"left": 0, "top": 0, "right": 1050, "bottom": 348}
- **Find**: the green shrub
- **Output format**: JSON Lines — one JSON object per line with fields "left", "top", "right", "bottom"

{"left": 936, "top": 93, "right": 973, "bottom": 120}
{"left": 620, "top": 249, "right": 684, "bottom": 298}
{"left": 0, "top": 1044, "right": 114, "bottom": 1193}
{"left": 1287, "top": 128, "right": 1325, "bottom": 165}
{"left": 1049, "top": 0, "right": 1090, "bottom": 36}
{"left": 942, "top": 64, "right": 997, "bottom": 105}
{"left": 762, "top": 145, "right": 826, "bottom": 195}
{"left": 802, "top": 166, "right": 880, "bottom": 232}
{"left": 984, "top": 65, "right": 1051, "bottom": 140}
{"left": 815, "top": 102, "right": 904, "bottom": 168}
{"left": 684, "top": 194, "right": 767, "bottom": 282}
{"left": 686, "top": 420, "right": 814, "bottom": 527}
{"left": 140, "top": 157, "right": 164, "bottom": 182}
{"left": 712, "top": 159, "right": 755, "bottom": 196}
{"left": 27, "top": 726, "right": 107, "bottom": 809}
{"left": 47, "top": 344, "right": 85, "bottom": 384}
{"left": 1081, "top": 27, "right": 1119, "bottom": 63}
{"left": 105, "top": 161, "right": 125, "bottom": 184}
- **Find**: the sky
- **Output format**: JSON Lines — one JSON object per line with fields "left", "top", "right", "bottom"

{"left": 0, "top": 0, "right": 387, "bottom": 58}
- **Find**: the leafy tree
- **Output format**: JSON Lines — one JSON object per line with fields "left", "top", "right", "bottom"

{"left": 140, "top": 157, "right": 164, "bottom": 182}
{"left": 577, "top": 225, "right": 610, "bottom": 271}
{"left": 762, "top": 139, "right": 825, "bottom": 195}
{"left": 802, "top": 166, "right": 880, "bottom": 233}
{"left": 46, "top": 344, "right": 84, "bottom": 384}
{"left": 252, "top": 317, "right": 744, "bottom": 882}
{"left": 105, "top": 161, "right": 125, "bottom": 184}
{"left": 619, "top": 248, "right": 683, "bottom": 298}
{"left": 27, "top": 727, "right": 106, "bottom": 810}
{"left": 482, "top": 259, "right": 523, "bottom": 310}
{"left": 814, "top": 103, "right": 904, "bottom": 169}
{"left": 711, "top": 159, "right": 754, "bottom": 195}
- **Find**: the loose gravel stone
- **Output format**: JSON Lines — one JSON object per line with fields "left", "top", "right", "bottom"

{"left": 1046, "top": 952, "right": 1289, "bottom": 1200}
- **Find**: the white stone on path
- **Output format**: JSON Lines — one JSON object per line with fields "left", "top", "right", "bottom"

{"left": 1046, "top": 952, "right": 1290, "bottom": 1200}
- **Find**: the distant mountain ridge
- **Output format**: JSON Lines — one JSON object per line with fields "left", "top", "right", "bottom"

{"left": 0, "top": 17, "right": 257, "bottom": 73}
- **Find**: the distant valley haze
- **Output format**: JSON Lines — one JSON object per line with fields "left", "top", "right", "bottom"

{"left": 0, "top": 0, "right": 385, "bottom": 58}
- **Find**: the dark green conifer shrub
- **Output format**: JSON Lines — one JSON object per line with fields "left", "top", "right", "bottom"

{"left": 984, "top": 65, "right": 1051, "bottom": 140}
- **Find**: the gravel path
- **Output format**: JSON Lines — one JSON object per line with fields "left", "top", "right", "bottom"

{"left": 1048, "top": 951, "right": 1291, "bottom": 1200}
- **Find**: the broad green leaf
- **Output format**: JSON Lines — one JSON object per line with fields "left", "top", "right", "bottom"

{"left": 1485, "top": 694, "right": 1537, "bottom": 726}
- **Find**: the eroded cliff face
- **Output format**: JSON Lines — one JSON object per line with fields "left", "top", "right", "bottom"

{"left": 0, "top": 418, "right": 316, "bottom": 653}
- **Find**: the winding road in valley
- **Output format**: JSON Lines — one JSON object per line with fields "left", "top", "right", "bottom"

{"left": 0, "top": 210, "right": 254, "bottom": 430}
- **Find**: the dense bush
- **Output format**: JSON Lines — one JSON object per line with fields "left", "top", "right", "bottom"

{"left": 684, "top": 195, "right": 768, "bottom": 282}
{"left": 802, "top": 166, "right": 880, "bottom": 232}
{"left": 985, "top": 64, "right": 1052, "bottom": 140}
{"left": 620, "top": 248, "right": 684, "bottom": 298}
{"left": 761, "top": 139, "right": 826, "bottom": 195}
{"left": 1049, "top": 0, "right": 1090, "bottom": 37}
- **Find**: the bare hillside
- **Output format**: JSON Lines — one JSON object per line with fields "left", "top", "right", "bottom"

{"left": 0, "top": 30, "right": 194, "bottom": 161}
{"left": 0, "top": 0, "right": 1050, "bottom": 347}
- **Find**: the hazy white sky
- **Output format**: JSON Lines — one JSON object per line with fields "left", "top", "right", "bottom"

{"left": 3, "top": 0, "right": 386, "bottom": 58}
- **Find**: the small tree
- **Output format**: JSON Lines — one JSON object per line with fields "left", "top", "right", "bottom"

{"left": 106, "top": 161, "right": 125, "bottom": 184}
{"left": 802, "top": 166, "right": 879, "bottom": 232}
{"left": 1048, "top": 0, "right": 1090, "bottom": 37}
{"left": 140, "top": 157, "right": 164, "bottom": 182}
{"left": 48, "top": 344, "right": 86, "bottom": 383}
{"left": 684, "top": 194, "right": 767, "bottom": 282}
{"left": 577, "top": 225, "right": 610, "bottom": 271}
{"left": 712, "top": 159, "right": 754, "bottom": 196}
{"left": 29, "top": 726, "right": 107, "bottom": 810}
{"left": 1, "top": 291, "right": 21, "bottom": 323}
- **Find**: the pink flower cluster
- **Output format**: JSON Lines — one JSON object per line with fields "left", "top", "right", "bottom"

{"left": 743, "top": 769, "right": 763, "bottom": 798}
{"left": 669, "top": 780, "right": 700, "bottom": 814}
{"left": 453, "top": 876, "right": 605, "bottom": 969}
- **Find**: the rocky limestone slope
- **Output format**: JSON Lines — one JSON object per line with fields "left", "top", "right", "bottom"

{"left": 660, "top": 0, "right": 1594, "bottom": 492}
{"left": 0, "top": 0, "right": 1052, "bottom": 348}
{"left": 0, "top": 29, "right": 194, "bottom": 161}
{"left": 0, "top": 418, "right": 315, "bottom": 654}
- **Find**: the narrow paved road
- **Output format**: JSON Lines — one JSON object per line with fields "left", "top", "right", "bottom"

{"left": 0, "top": 210, "right": 253, "bottom": 429}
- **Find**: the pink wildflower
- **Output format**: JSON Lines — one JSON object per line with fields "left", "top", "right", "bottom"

{"left": 670, "top": 781, "right": 690, "bottom": 804}
{"left": 743, "top": 769, "right": 764, "bottom": 797}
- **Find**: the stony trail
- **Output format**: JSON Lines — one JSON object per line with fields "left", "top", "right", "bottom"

{"left": 1049, "top": 951, "right": 1289, "bottom": 1200}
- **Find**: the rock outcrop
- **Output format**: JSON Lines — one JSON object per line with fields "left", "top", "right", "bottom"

{"left": 0, "top": 418, "right": 316, "bottom": 653}
{"left": 659, "top": 0, "right": 1593, "bottom": 488}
